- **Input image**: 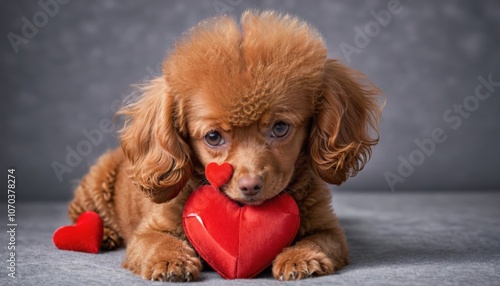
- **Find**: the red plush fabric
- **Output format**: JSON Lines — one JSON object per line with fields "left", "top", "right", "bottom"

{"left": 53, "top": 211, "right": 103, "bottom": 254}
{"left": 183, "top": 185, "right": 300, "bottom": 279}
{"left": 205, "top": 162, "right": 233, "bottom": 189}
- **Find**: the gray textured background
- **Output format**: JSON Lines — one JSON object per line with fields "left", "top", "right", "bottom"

{"left": 1, "top": 0, "right": 499, "bottom": 201}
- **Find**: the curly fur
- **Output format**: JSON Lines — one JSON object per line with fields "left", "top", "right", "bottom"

{"left": 68, "top": 10, "right": 382, "bottom": 282}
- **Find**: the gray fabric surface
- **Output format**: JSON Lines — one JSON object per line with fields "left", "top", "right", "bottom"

{"left": 2, "top": 192, "right": 499, "bottom": 285}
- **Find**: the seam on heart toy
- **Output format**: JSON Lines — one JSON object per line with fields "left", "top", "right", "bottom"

{"left": 182, "top": 215, "right": 236, "bottom": 279}
{"left": 186, "top": 213, "right": 204, "bottom": 227}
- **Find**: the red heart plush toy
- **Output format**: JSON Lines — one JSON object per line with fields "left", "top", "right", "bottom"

{"left": 183, "top": 163, "right": 300, "bottom": 279}
{"left": 53, "top": 211, "right": 103, "bottom": 254}
{"left": 205, "top": 162, "right": 233, "bottom": 189}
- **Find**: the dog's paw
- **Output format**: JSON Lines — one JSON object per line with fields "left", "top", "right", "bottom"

{"left": 272, "top": 246, "right": 334, "bottom": 280}
{"left": 144, "top": 246, "right": 201, "bottom": 282}
{"left": 101, "top": 227, "right": 122, "bottom": 251}
{"left": 123, "top": 236, "right": 202, "bottom": 282}
{"left": 146, "top": 253, "right": 201, "bottom": 282}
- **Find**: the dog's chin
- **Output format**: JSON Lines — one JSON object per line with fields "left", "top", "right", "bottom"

{"left": 236, "top": 197, "right": 265, "bottom": 206}
{"left": 222, "top": 192, "right": 265, "bottom": 206}
{"left": 221, "top": 183, "right": 289, "bottom": 206}
{"left": 222, "top": 189, "right": 285, "bottom": 206}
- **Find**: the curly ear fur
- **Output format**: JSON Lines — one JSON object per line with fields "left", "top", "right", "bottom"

{"left": 118, "top": 77, "right": 192, "bottom": 203}
{"left": 310, "top": 59, "right": 382, "bottom": 185}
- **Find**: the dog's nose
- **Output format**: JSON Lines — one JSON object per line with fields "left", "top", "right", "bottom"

{"left": 238, "top": 176, "right": 263, "bottom": 197}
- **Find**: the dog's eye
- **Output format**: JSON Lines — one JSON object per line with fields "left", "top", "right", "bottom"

{"left": 271, "top": 122, "right": 290, "bottom": 138}
{"left": 204, "top": 131, "right": 225, "bottom": 147}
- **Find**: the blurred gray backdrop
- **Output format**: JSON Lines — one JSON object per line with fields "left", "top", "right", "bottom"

{"left": 1, "top": 0, "right": 499, "bottom": 201}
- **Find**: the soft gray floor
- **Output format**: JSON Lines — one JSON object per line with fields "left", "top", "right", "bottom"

{"left": 2, "top": 192, "right": 500, "bottom": 285}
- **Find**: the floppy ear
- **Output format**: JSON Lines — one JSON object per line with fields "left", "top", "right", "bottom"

{"left": 118, "top": 77, "right": 192, "bottom": 203}
{"left": 310, "top": 59, "right": 382, "bottom": 185}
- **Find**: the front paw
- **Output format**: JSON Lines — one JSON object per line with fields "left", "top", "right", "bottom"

{"left": 123, "top": 235, "right": 202, "bottom": 282}
{"left": 146, "top": 252, "right": 201, "bottom": 282}
{"left": 272, "top": 245, "right": 334, "bottom": 280}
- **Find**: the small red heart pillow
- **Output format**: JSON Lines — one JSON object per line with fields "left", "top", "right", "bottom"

{"left": 183, "top": 185, "right": 300, "bottom": 279}
{"left": 206, "top": 162, "right": 233, "bottom": 189}
{"left": 53, "top": 211, "right": 103, "bottom": 254}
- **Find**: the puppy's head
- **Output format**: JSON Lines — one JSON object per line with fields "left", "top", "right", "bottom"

{"left": 119, "top": 11, "right": 382, "bottom": 204}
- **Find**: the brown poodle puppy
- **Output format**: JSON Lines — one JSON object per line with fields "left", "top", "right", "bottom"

{"left": 68, "top": 10, "right": 382, "bottom": 282}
